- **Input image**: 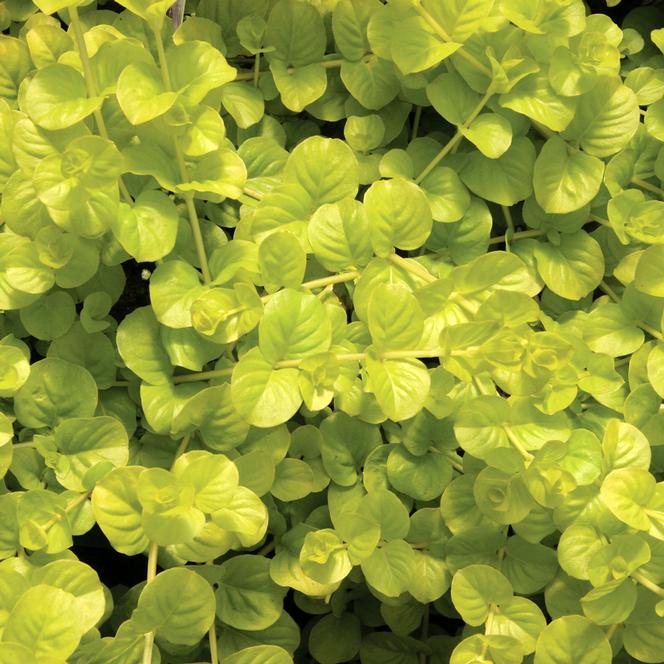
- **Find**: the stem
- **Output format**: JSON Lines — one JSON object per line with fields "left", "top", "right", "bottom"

{"left": 173, "top": 367, "right": 234, "bottom": 383}
{"left": 257, "top": 540, "right": 276, "bottom": 556}
{"left": 112, "top": 380, "right": 130, "bottom": 387}
{"left": 504, "top": 427, "right": 534, "bottom": 463}
{"left": 488, "top": 229, "right": 545, "bottom": 245}
{"left": 605, "top": 623, "right": 619, "bottom": 641}
{"left": 589, "top": 214, "right": 611, "bottom": 227}
{"left": 236, "top": 56, "right": 352, "bottom": 82}
{"left": 419, "top": 605, "right": 430, "bottom": 664}
{"left": 382, "top": 349, "right": 442, "bottom": 359}
{"left": 631, "top": 176, "right": 664, "bottom": 196}
{"left": 12, "top": 441, "right": 36, "bottom": 449}
{"left": 302, "top": 271, "right": 359, "bottom": 290}
{"left": 633, "top": 572, "right": 664, "bottom": 598}
{"left": 415, "top": 87, "right": 493, "bottom": 184}
{"left": 152, "top": 28, "right": 211, "bottom": 283}
{"left": 501, "top": 205, "right": 514, "bottom": 251}
{"left": 411, "top": 1, "right": 491, "bottom": 76}
{"left": 411, "top": 105, "right": 422, "bottom": 142}
{"left": 253, "top": 52, "right": 261, "bottom": 87}
{"left": 389, "top": 253, "right": 437, "bottom": 283}
{"left": 142, "top": 542, "right": 159, "bottom": 664}
{"left": 208, "top": 620, "right": 219, "bottom": 664}
{"left": 171, "top": 434, "right": 191, "bottom": 468}
{"left": 243, "top": 185, "right": 264, "bottom": 200}
{"left": 68, "top": 6, "right": 133, "bottom": 204}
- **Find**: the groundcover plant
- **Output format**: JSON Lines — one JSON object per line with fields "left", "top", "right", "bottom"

{"left": 2, "top": 0, "right": 664, "bottom": 662}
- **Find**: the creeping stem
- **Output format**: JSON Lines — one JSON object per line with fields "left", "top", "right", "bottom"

{"left": 68, "top": 5, "right": 133, "bottom": 204}
{"left": 415, "top": 86, "right": 494, "bottom": 184}
{"left": 152, "top": 29, "right": 212, "bottom": 283}
{"left": 142, "top": 542, "right": 159, "bottom": 664}
{"left": 599, "top": 281, "right": 664, "bottom": 341}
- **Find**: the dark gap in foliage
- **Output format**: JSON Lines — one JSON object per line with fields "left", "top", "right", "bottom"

{"left": 109, "top": 261, "right": 154, "bottom": 321}
{"left": 73, "top": 525, "right": 149, "bottom": 589}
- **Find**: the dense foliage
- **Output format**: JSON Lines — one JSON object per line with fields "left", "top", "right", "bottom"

{"left": 1, "top": 0, "right": 664, "bottom": 662}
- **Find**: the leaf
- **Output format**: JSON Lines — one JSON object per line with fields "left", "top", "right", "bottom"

{"left": 532, "top": 231, "right": 604, "bottom": 300}
{"left": 365, "top": 177, "right": 433, "bottom": 256}
{"left": 451, "top": 564, "right": 513, "bottom": 626}
{"left": 91, "top": 466, "right": 149, "bottom": 555}
{"left": 116, "top": 307, "right": 172, "bottom": 385}
{"left": 309, "top": 613, "right": 361, "bottom": 664}
{"left": 259, "top": 289, "right": 331, "bottom": 362}
{"left": 368, "top": 283, "right": 424, "bottom": 352}
{"left": 225, "top": 645, "right": 293, "bottom": 664}
{"left": 533, "top": 137, "right": 604, "bottom": 214}
{"left": 283, "top": 136, "right": 359, "bottom": 205}
{"left": 149, "top": 260, "right": 204, "bottom": 329}
{"left": 365, "top": 351, "right": 431, "bottom": 421}
{"left": 461, "top": 113, "right": 513, "bottom": 159}
{"left": 308, "top": 199, "right": 372, "bottom": 271}
{"left": 3, "top": 585, "right": 83, "bottom": 659}
{"left": 533, "top": 615, "right": 612, "bottom": 664}
{"left": 271, "top": 61, "right": 327, "bottom": 113}
{"left": 221, "top": 82, "right": 265, "bottom": 129}
{"left": 51, "top": 416, "right": 129, "bottom": 491}
{"left": 116, "top": 62, "right": 177, "bottom": 125}
{"left": 216, "top": 555, "right": 286, "bottom": 630}
{"left": 562, "top": 80, "right": 640, "bottom": 157}
{"left": 635, "top": 245, "right": 664, "bottom": 297}
{"left": 258, "top": 231, "right": 306, "bottom": 291}
{"left": 132, "top": 567, "right": 215, "bottom": 645}
{"left": 14, "top": 358, "right": 97, "bottom": 429}
{"left": 111, "top": 191, "right": 179, "bottom": 262}
{"left": 360, "top": 539, "right": 415, "bottom": 597}
{"left": 23, "top": 64, "right": 102, "bottom": 130}
{"left": 460, "top": 136, "right": 536, "bottom": 206}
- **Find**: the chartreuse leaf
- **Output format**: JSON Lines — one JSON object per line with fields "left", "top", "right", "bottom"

{"left": 308, "top": 199, "right": 372, "bottom": 271}
{"left": 132, "top": 567, "right": 215, "bottom": 645}
{"left": 368, "top": 283, "right": 424, "bottom": 351}
{"left": 451, "top": 565, "right": 513, "bottom": 626}
{"left": 14, "top": 358, "right": 97, "bottom": 428}
{"left": 2, "top": 585, "right": 84, "bottom": 659}
{"left": 91, "top": 466, "right": 149, "bottom": 555}
{"left": 216, "top": 555, "right": 286, "bottom": 630}
{"left": 23, "top": 64, "right": 102, "bottom": 130}
{"left": 225, "top": 645, "right": 292, "bottom": 664}
{"left": 533, "top": 137, "right": 604, "bottom": 214}
{"left": 365, "top": 177, "right": 433, "bottom": 256}
{"left": 533, "top": 615, "right": 612, "bottom": 664}
{"left": 532, "top": 231, "right": 604, "bottom": 300}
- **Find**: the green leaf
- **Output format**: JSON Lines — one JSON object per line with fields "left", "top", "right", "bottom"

{"left": 222, "top": 82, "right": 265, "bottom": 129}
{"left": 216, "top": 555, "right": 286, "bottom": 630}
{"left": 50, "top": 416, "right": 128, "bottom": 491}
{"left": 365, "top": 351, "right": 431, "bottom": 421}
{"left": 111, "top": 190, "right": 179, "bottom": 262}
{"left": 116, "top": 62, "right": 177, "bottom": 125}
{"left": 309, "top": 613, "right": 361, "bottom": 664}
{"left": 562, "top": 80, "right": 640, "bottom": 157}
{"left": 266, "top": 0, "right": 326, "bottom": 67}
{"left": 225, "top": 645, "right": 293, "bottom": 664}
{"left": 368, "top": 283, "right": 424, "bottom": 352}
{"left": 91, "top": 466, "right": 149, "bottom": 555}
{"left": 533, "top": 137, "right": 604, "bottom": 214}
{"left": 258, "top": 231, "right": 306, "bottom": 291}
{"left": 460, "top": 136, "right": 536, "bottom": 206}
{"left": 300, "top": 528, "right": 352, "bottom": 585}
{"left": 3, "top": 585, "right": 83, "bottom": 659}
{"left": 365, "top": 177, "right": 433, "bottom": 256}
{"left": 283, "top": 136, "right": 359, "bottom": 205}
{"left": 23, "top": 64, "right": 102, "bottom": 130}
{"left": 259, "top": 289, "right": 331, "bottom": 362}
{"left": 14, "top": 358, "right": 97, "bottom": 429}
{"left": 488, "top": 596, "right": 546, "bottom": 655}
{"left": 308, "top": 199, "right": 372, "bottom": 271}
{"left": 635, "top": 245, "right": 664, "bottom": 297}
{"left": 133, "top": 567, "right": 215, "bottom": 645}
{"left": 451, "top": 564, "right": 513, "bottom": 626}
{"left": 360, "top": 539, "right": 415, "bottom": 597}
{"left": 271, "top": 61, "right": 327, "bottom": 113}
{"left": 387, "top": 447, "right": 453, "bottom": 501}
{"left": 116, "top": 307, "right": 172, "bottom": 385}
{"left": 533, "top": 231, "right": 604, "bottom": 300}
{"left": 149, "top": 260, "right": 204, "bottom": 329}
{"left": 533, "top": 615, "right": 612, "bottom": 664}
{"left": 461, "top": 113, "right": 513, "bottom": 159}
